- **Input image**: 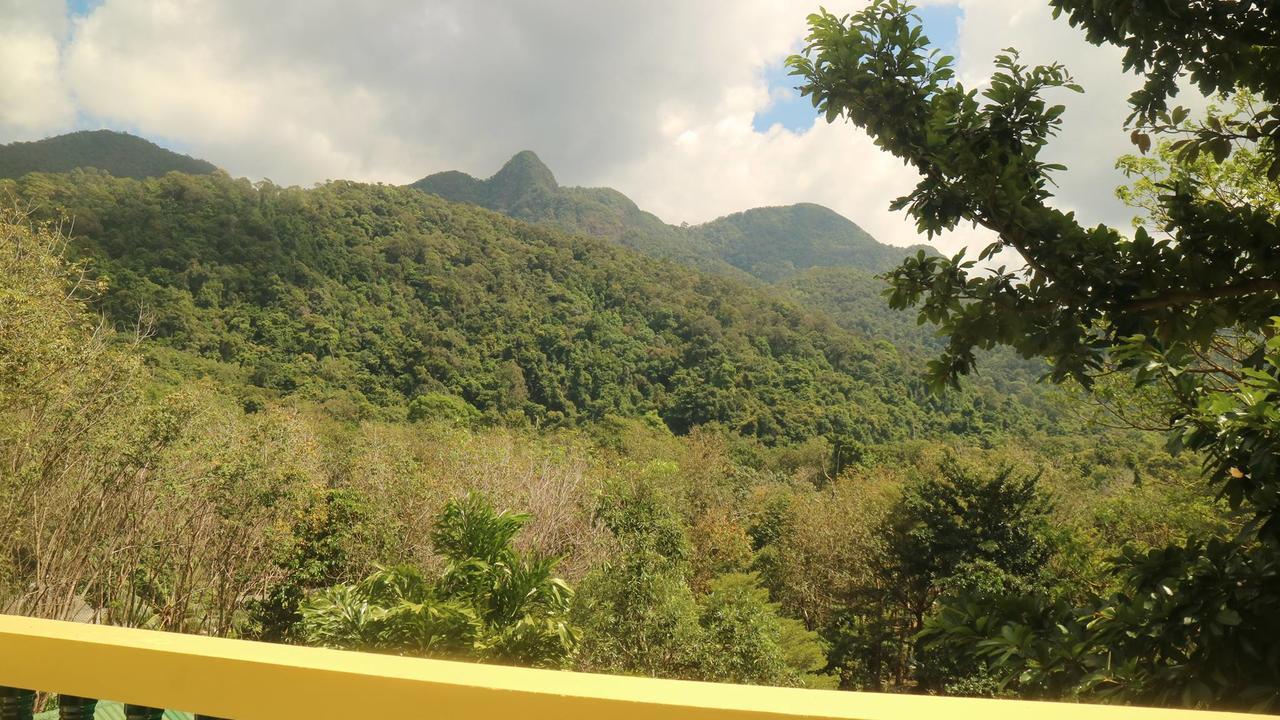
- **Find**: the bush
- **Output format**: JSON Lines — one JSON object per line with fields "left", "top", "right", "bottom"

{"left": 407, "top": 392, "right": 482, "bottom": 426}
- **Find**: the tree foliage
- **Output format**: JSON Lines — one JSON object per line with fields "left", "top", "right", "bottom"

{"left": 789, "top": 0, "right": 1278, "bottom": 391}
{"left": 891, "top": 455, "right": 1051, "bottom": 627}
{"left": 299, "top": 492, "right": 575, "bottom": 667}
{"left": 573, "top": 472, "right": 829, "bottom": 686}
{"left": 2, "top": 169, "right": 1065, "bottom": 445}
{"left": 789, "top": 0, "right": 1280, "bottom": 709}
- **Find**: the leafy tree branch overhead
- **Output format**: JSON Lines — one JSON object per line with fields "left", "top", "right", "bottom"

{"left": 789, "top": 0, "right": 1280, "bottom": 708}
{"left": 787, "top": 0, "right": 1280, "bottom": 391}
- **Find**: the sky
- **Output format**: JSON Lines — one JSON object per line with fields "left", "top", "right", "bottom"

{"left": 0, "top": 0, "right": 1168, "bottom": 254}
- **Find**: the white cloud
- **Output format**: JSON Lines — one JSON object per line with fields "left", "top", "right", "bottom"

{"left": 951, "top": 0, "right": 1139, "bottom": 230}
{"left": 0, "top": 0, "right": 75, "bottom": 139}
{"left": 46, "top": 0, "right": 815, "bottom": 186}
{"left": 608, "top": 0, "right": 1156, "bottom": 254}
{"left": 0, "top": 0, "right": 1168, "bottom": 253}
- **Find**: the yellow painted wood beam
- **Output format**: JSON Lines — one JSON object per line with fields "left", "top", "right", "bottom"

{"left": 0, "top": 615, "right": 1265, "bottom": 720}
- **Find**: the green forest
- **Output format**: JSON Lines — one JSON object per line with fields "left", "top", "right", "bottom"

{"left": 2, "top": 167, "right": 1063, "bottom": 445}
{"left": 1, "top": 0, "right": 1278, "bottom": 715}
{"left": 0, "top": 130, "right": 216, "bottom": 180}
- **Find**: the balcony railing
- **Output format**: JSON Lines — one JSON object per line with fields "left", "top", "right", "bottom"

{"left": 0, "top": 614, "right": 1268, "bottom": 720}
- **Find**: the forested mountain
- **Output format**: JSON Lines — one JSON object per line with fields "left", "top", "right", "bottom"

{"left": 782, "top": 266, "right": 945, "bottom": 353}
{"left": 0, "top": 130, "right": 217, "bottom": 180}
{"left": 4, "top": 169, "right": 1058, "bottom": 445}
{"left": 410, "top": 151, "right": 931, "bottom": 282}
{"left": 411, "top": 151, "right": 744, "bottom": 277}
{"left": 780, "top": 266, "right": 1052, "bottom": 402}
{"left": 411, "top": 151, "right": 1042, "bottom": 411}
{"left": 695, "top": 203, "right": 932, "bottom": 280}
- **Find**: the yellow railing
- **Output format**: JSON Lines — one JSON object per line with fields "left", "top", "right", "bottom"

{"left": 0, "top": 614, "right": 1267, "bottom": 720}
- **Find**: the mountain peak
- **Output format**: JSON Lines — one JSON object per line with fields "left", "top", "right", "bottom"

{"left": 409, "top": 156, "right": 930, "bottom": 280}
{"left": 730, "top": 202, "right": 848, "bottom": 226}
{"left": 694, "top": 202, "right": 923, "bottom": 279}
{"left": 0, "top": 129, "right": 217, "bottom": 180}
{"left": 491, "top": 150, "right": 558, "bottom": 191}
{"left": 409, "top": 150, "right": 559, "bottom": 212}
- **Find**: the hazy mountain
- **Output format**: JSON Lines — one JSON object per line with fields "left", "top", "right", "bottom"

{"left": 410, "top": 151, "right": 933, "bottom": 282}
{"left": 411, "top": 151, "right": 744, "bottom": 277}
{"left": 693, "top": 203, "right": 933, "bottom": 281}
{"left": 0, "top": 130, "right": 217, "bottom": 180}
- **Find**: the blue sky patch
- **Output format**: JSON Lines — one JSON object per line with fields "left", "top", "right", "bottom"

{"left": 66, "top": 0, "right": 104, "bottom": 16}
{"left": 752, "top": 3, "right": 963, "bottom": 134}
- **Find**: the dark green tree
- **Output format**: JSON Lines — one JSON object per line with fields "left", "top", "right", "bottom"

{"left": 572, "top": 475, "right": 709, "bottom": 677}
{"left": 890, "top": 455, "right": 1051, "bottom": 631}
{"left": 250, "top": 488, "right": 377, "bottom": 641}
{"left": 573, "top": 475, "right": 827, "bottom": 686}
{"left": 698, "top": 572, "right": 827, "bottom": 687}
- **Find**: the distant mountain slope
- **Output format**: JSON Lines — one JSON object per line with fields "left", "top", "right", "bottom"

{"left": 409, "top": 151, "right": 932, "bottom": 281}
{"left": 0, "top": 130, "right": 217, "bottom": 180}
{"left": 780, "top": 266, "right": 1056, "bottom": 409}
{"left": 411, "top": 152, "right": 745, "bottom": 277}
{"left": 781, "top": 266, "right": 943, "bottom": 352}
{"left": 692, "top": 203, "right": 933, "bottom": 281}
{"left": 5, "top": 170, "right": 1051, "bottom": 444}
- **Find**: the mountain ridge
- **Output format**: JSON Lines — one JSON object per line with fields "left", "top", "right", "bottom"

{"left": 410, "top": 151, "right": 935, "bottom": 281}
{"left": 693, "top": 201, "right": 931, "bottom": 280}
{"left": 0, "top": 130, "right": 218, "bottom": 180}
{"left": 4, "top": 133, "right": 935, "bottom": 284}
{"left": 411, "top": 150, "right": 744, "bottom": 277}
{"left": 0, "top": 169, "right": 1048, "bottom": 444}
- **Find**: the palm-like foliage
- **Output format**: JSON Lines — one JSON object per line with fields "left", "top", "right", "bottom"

{"left": 299, "top": 493, "right": 575, "bottom": 667}
{"left": 300, "top": 568, "right": 479, "bottom": 655}
{"left": 432, "top": 493, "right": 529, "bottom": 566}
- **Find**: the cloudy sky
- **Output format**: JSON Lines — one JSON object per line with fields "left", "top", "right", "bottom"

{"left": 1, "top": 0, "right": 1160, "bottom": 252}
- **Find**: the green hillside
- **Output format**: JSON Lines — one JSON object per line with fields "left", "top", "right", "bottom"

{"left": 781, "top": 266, "right": 1052, "bottom": 405}
{"left": 0, "top": 130, "right": 217, "bottom": 180}
{"left": 6, "top": 169, "right": 1056, "bottom": 444}
{"left": 782, "top": 265, "right": 945, "bottom": 352}
{"left": 410, "top": 152, "right": 932, "bottom": 282}
{"left": 410, "top": 151, "right": 1037, "bottom": 411}
{"left": 693, "top": 203, "right": 934, "bottom": 280}
{"left": 411, "top": 151, "right": 745, "bottom": 277}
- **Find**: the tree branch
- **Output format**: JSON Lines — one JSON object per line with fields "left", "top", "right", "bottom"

{"left": 1122, "top": 278, "right": 1280, "bottom": 312}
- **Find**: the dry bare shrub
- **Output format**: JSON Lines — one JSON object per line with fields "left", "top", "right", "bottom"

{"left": 0, "top": 209, "right": 161, "bottom": 620}
{"left": 342, "top": 422, "right": 610, "bottom": 581}
{"left": 688, "top": 506, "right": 754, "bottom": 593}
{"left": 100, "top": 398, "right": 325, "bottom": 635}
{"left": 0, "top": 211, "right": 320, "bottom": 636}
